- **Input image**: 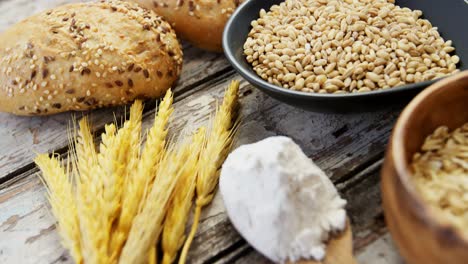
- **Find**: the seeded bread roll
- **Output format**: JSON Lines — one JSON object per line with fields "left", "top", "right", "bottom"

{"left": 131, "top": 0, "right": 244, "bottom": 52}
{"left": 0, "top": 0, "right": 183, "bottom": 116}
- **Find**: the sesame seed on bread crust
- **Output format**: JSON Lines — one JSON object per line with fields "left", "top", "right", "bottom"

{"left": 0, "top": 0, "right": 183, "bottom": 115}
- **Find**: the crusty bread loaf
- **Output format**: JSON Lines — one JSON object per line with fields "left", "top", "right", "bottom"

{"left": 0, "top": 0, "right": 183, "bottom": 116}
{"left": 130, "top": 0, "right": 244, "bottom": 52}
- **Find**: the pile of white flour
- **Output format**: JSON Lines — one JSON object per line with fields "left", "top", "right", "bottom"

{"left": 220, "top": 136, "right": 347, "bottom": 263}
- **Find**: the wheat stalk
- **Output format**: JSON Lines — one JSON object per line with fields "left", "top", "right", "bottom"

{"left": 119, "top": 143, "right": 185, "bottom": 264}
{"left": 148, "top": 245, "right": 157, "bottom": 264}
{"left": 35, "top": 154, "right": 83, "bottom": 264}
{"left": 179, "top": 81, "right": 240, "bottom": 264}
{"left": 161, "top": 128, "right": 206, "bottom": 264}
{"left": 110, "top": 91, "right": 174, "bottom": 260}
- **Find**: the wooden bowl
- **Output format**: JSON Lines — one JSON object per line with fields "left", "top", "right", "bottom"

{"left": 381, "top": 71, "right": 468, "bottom": 264}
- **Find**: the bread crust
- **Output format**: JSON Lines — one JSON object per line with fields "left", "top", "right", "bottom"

{"left": 0, "top": 0, "right": 183, "bottom": 116}
{"left": 131, "top": 0, "right": 244, "bottom": 52}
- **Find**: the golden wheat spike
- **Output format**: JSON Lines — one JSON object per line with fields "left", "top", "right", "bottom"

{"left": 140, "top": 90, "right": 175, "bottom": 187}
{"left": 75, "top": 117, "right": 97, "bottom": 185}
{"left": 98, "top": 123, "right": 119, "bottom": 228}
{"left": 179, "top": 81, "right": 240, "bottom": 264}
{"left": 119, "top": 143, "right": 186, "bottom": 264}
{"left": 96, "top": 101, "right": 144, "bottom": 263}
{"left": 99, "top": 124, "right": 117, "bottom": 156}
{"left": 74, "top": 118, "right": 112, "bottom": 264}
{"left": 161, "top": 128, "right": 206, "bottom": 264}
{"left": 119, "top": 100, "right": 144, "bottom": 190}
{"left": 110, "top": 91, "right": 174, "bottom": 260}
{"left": 35, "top": 154, "right": 83, "bottom": 264}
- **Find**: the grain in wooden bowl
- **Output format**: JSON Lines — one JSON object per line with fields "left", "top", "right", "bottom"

{"left": 381, "top": 71, "right": 468, "bottom": 264}
{"left": 411, "top": 123, "right": 468, "bottom": 238}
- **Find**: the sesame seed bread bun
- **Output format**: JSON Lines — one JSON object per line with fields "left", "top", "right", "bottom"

{"left": 130, "top": 0, "right": 244, "bottom": 52}
{"left": 0, "top": 0, "right": 183, "bottom": 116}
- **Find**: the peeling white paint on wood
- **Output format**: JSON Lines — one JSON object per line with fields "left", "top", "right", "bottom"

{"left": 0, "top": 177, "right": 70, "bottom": 264}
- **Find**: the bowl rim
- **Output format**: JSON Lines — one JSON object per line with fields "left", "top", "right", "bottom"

{"left": 222, "top": 0, "right": 440, "bottom": 100}
{"left": 390, "top": 70, "right": 468, "bottom": 244}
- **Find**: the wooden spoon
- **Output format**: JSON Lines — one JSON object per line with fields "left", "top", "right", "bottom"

{"left": 297, "top": 219, "right": 357, "bottom": 264}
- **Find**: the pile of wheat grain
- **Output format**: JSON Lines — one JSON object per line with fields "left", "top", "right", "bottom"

{"left": 412, "top": 123, "right": 468, "bottom": 237}
{"left": 244, "top": 0, "right": 459, "bottom": 93}
{"left": 35, "top": 81, "right": 240, "bottom": 264}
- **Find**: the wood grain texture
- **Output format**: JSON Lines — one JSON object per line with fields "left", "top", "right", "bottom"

{"left": 225, "top": 233, "right": 404, "bottom": 264}
{"left": 356, "top": 234, "right": 404, "bottom": 264}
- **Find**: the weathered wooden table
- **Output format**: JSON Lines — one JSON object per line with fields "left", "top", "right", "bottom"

{"left": 0, "top": 0, "right": 407, "bottom": 263}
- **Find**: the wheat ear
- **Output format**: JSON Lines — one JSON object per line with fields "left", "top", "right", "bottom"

{"left": 73, "top": 118, "right": 112, "bottom": 264}
{"left": 111, "top": 91, "right": 174, "bottom": 259}
{"left": 179, "top": 81, "right": 240, "bottom": 264}
{"left": 35, "top": 154, "right": 83, "bottom": 264}
{"left": 119, "top": 144, "right": 185, "bottom": 264}
{"left": 98, "top": 123, "right": 118, "bottom": 231}
{"left": 98, "top": 101, "right": 143, "bottom": 262}
{"left": 161, "top": 128, "right": 206, "bottom": 264}
{"left": 119, "top": 101, "right": 144, "bottom": 191}
{"left": 74, "top": 117, "right": 97, "bottom": 184}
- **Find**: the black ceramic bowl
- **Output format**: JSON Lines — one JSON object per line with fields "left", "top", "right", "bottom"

{"left": 223, "top": 0, "right": 467, "bottom": 112}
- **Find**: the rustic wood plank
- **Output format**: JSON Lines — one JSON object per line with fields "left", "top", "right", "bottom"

{"left": 0, "top": 175, "right": 71, "bottom": 264}
{"left": 219, "top": 233, "right": 405, "bottom": 264}
{"left": 0, "top": 74, "right": 403, "bottom": 263}
{"left": 356, "top": 234, "right": 405, "bottom": 264}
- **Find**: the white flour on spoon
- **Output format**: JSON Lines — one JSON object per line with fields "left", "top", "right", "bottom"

{"left": 220, "top": 136, "right": 347, "bottom": 263}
